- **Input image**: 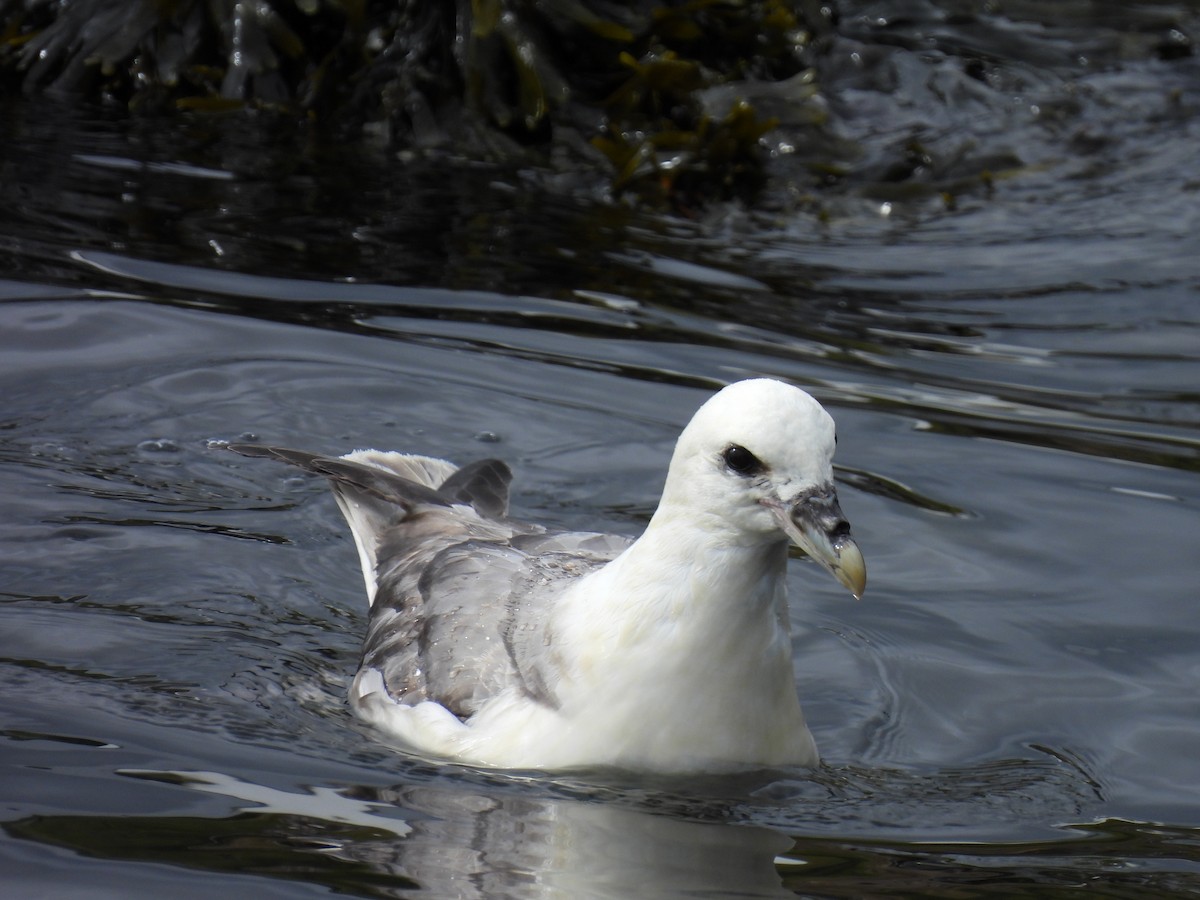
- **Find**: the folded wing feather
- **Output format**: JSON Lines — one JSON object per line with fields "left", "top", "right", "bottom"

{"left": 229, "top": 444, "right": 630, "bottom": 720}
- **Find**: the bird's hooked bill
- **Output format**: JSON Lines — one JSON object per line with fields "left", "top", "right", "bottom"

{"left": 764, "top": 488, "right": 866, "bottom": 599}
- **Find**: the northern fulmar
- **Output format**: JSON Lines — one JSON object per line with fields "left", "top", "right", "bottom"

{"left": 230, "top": 378, "right": 866, "bottom": 772}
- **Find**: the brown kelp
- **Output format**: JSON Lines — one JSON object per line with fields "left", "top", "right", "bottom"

{"left": 0, "top": 0, "right": 832, "bottom": 204}
{"left": 2, "top": 1, "right": 1195, "bottom": 208}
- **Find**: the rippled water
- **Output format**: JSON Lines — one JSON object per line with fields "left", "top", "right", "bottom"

{"left": 3, "top": 5, "right": 1200, "bottom": 896}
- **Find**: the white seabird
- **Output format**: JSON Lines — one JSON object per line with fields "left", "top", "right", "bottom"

{"left": 231, "top": 378, "right": 865, "bottom": 772}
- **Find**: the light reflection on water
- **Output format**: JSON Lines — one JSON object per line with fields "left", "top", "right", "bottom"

{"left": 2, "top": 7, "right": 1200, "bottom": 894}
{"left": 2, "top": 277, "right": 1196, "bottom": 891}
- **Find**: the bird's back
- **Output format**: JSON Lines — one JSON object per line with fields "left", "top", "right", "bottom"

{"left": 229, "top": 444, "right": 630, "bottom": 719}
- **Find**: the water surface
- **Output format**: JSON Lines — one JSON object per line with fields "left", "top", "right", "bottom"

{"left": 2, "top": 5, "right": 1200, "bottom": 895}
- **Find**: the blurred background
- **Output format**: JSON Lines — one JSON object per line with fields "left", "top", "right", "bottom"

{"left": 2, "top": 2, "right": 1198, "bottom": 896}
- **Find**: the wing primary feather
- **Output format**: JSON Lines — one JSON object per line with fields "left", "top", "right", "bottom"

{"left": 228, "top": 443, "right": 448, "bottom": 509}
{"left": 437, "top": 459, "right": 512, "bottom": 518}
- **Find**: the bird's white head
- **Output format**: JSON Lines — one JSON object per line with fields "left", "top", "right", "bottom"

{"left": 659, "top": 379, "right": 866, "bottom": 598}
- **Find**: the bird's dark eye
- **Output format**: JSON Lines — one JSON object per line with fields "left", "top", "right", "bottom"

{"left": 722, "top": 444, "right": 764, "bottom": 477}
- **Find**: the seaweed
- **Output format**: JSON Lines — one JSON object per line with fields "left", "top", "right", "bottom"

{"left": 4, "top": 1, "right": 1193, "bottom": 209}
{"left": 0, "top": 0, "right": 831, "bottom": 205}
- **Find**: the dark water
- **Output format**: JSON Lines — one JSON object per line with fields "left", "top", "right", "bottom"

{"left": 3, "top": 5, "right": 1200, "bottom": 896}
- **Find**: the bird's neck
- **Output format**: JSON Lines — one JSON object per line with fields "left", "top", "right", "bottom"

{"left": 567, "top": 507, "right": 791, "bottom": 640}
{"left": 547, "top": 507, "right": 811, "bottom": 769}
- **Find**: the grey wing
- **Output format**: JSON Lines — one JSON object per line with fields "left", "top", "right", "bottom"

{"left": 363, "top": 529, "right": 632, "bottom": 718}
{"left": 502, "top": 531, "right": 634, "bottom": 707}
{"left": 228, "top": 441, "right": 632, "bottom": 719}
